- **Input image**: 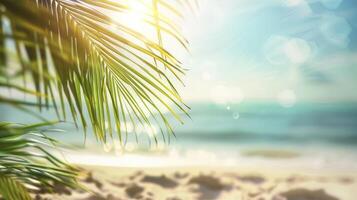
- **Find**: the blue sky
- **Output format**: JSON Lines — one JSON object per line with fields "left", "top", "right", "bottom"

{"left": 175, "top": 0, "right": 357, "bottom": 105}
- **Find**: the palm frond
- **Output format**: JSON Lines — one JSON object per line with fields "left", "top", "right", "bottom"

{"left": 0, "top": 121, "right": 80, "bottom": 199}
{"left": 0, "top": 175, "right": 32, "bottom": 200}
{"left": 0, "top": 0, "right": 192, "bottom": 144}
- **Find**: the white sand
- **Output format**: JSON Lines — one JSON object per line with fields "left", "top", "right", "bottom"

{"left": 38, "top": 164, "right": 357, "bottom": 200}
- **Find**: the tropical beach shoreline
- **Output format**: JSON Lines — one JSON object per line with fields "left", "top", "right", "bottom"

{"left": 32, "top": 138, "right": 357, "bottom": 200}
{"left": 2, "top": 0, "right": 357, "bottom": 199}
{"left": 33, "top": 123, "right": 357, "bottom": 200}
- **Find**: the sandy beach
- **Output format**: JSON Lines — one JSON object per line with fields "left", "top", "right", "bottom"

{"left": 35, "top": 164, "right": 357, "bottom": 200}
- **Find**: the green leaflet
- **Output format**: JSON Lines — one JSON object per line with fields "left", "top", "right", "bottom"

{"left": 0, "top": 175, "right": 32, "bottom": 200}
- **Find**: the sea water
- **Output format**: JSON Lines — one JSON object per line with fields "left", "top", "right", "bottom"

{"left": 1, "top": 101, "right": 357, "bottom": 169}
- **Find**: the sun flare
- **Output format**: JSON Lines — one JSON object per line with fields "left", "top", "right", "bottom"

{"left": 110, "top": 1, "right": 150, "bottom": 32}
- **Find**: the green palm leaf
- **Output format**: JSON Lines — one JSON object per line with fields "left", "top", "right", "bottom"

{"left": 0, "top": 122, "right": 80, "bottom": 200}
{"left": 0, "top": 1, "right": 195, "bottom": 199}
{"left": 0, "top": 0, "right": 192, "bottom": 144}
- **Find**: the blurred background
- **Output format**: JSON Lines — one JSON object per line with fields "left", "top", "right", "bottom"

{"left": 1, "top": 0, "right": 357, "bottom": 171}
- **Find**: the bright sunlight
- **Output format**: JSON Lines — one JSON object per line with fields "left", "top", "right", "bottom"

{"left": 110, "top": 1, "right": 150, "bottom": 32}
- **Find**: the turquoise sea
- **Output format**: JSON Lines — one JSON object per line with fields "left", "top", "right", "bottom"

{"left": 2, "top": 101, "right": 357, "bottom": 146}
{"left": 174, "top": 102, "right": 357, "bottom": 147}
{"left": 2, "top": 101, "right": 357, "bottom": 168}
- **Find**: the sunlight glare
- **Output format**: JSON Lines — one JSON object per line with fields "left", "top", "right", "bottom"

{"left": 125, "top": 142, "right": 136, "bottom": 152}
{"left": 144, "top": 124, "right": 158, "bottom": 138}
{"left": 233, "top": 112, "right": 240, "bottom": 120}
{"left": 284, "top": 38, "right": 311, "bottom": 64}
{"left": 264, "top": 36, "right": 290, "bottom": 65}
{"left": 278, "top": 89, "right": 297, "bottom": 108}
{"left": 114, "top": 122, "right": 134, "bottom": 133}
{"left": 202, "top": 72, "right": 212, "bottom": 81}
{"left": 285, "top": 0, "right": 305, "bottom": 7}
{"left": 114, "top": 141, "right": 124, "bottom": 155}
{"left": 320, "top": 14, "right": 351, "bottom": 47}
{"left": 110, "top": 1, "right": 149, "bottom": 32}
{"left": 103, "top": 142, "right": 113, "bottom": 153}
{"left": 264, "top": 36, "right": 311, "bottom": 65}
{"left": 210, "top": 85, "right": 244, "bottom": 105}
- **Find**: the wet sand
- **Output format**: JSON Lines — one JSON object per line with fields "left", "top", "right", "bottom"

{"left": 36, "top": 165, "right": 357, "bottom": 200}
